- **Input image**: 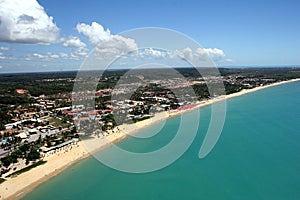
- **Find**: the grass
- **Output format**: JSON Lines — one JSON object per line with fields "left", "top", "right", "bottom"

{"left": 133, "top": 116, "right": 151, "bottom": 123}
{"left": 6, "top": 160, "right": 47, "bottom": 178}
{"left": 48, "top": 117, "right": 63, "bottom": 126}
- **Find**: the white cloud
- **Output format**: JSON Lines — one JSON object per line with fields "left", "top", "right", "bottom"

{"left": 176, "top": 48, "right": 194, "bottom": 61}
{"left": 76, "top": 22, "right": 111, "bottom": 45}
{"left": 49, "top": 53, "right": 59, "bottom": 59}
{"left": 195, "top": 48, "right": 225, "bottom": 61}
{"left": 73, "top": 22, "right": 228, "bottom": 67}
{"left": 0, "top": 52, "right": 5, "bottom": 59}
{"left": 224, "top": 58, "right": 234, "bottom": 63}
{"left": 75, "top": 47, "right": 88, "bottom": 57}
{"left": 26, "top": 51, "right": 87, "bottom": 61}
{"left": 32, "top": 53, "right": 46, "bottom": 59}
{"left": 175, "top": 47, "right": 226, "bottom": 63}
{"left": 70, "top": 53, "right": 80, "bottom": 60}
{"left": 0, "top": 0, "right": 59, "bottom": 44}
{"left": 63, "top": 37, "right": 86, "bottom": 48}
{"left": 63, "top": 36, "right": 88, "bottom": 58}
{"left": 0, "top": 46, "right": 10, "bottom": 51}
{"left": 138, "top": 48, "right": 168, "bottom": 58}
{"left": 112, "top": 47, "right": 230, "bottom": 68}
{"left": 30, "top": 52, "right": 59, "bottom": 60}
{"left": 131, "top": 47, "right": 226, "bottom": 63}
{"left": 59, "top": 52, "right": 69, "bottom": 59}
{"left": 77, "top": 22, "right": 137, "bottom": 59}
{"left": 94, "top": 35, "right": 137, "bottom": 58}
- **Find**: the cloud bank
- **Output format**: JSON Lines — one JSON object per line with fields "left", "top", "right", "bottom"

{"left": 75, "top": 22, "right": 227, "bottom": 65}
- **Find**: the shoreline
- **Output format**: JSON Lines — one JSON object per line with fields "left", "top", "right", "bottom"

{"left": 1, "top": 78, "right": 300, "bottom": 200}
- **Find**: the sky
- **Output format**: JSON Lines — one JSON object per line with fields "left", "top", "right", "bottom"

{"left": 0, "top": 0, "right": 299, "bottom": 73}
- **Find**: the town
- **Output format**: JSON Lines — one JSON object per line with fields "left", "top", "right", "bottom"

{"left": 1, "top": 67, "right": 300, "bottom": 181}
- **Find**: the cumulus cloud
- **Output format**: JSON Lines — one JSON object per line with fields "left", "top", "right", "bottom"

{"left": 63, "top": 37, "right": 86, "bottom": 48}
{"left": 176, "top": 48, "right": 193, "bottom": 61}
{"left": 94, "top": 35, "right": 137, "bottom": 58}
{"left": 0, "top": 0, "right": 59, "bottom": 44}
{"left": 195, "top": 48, "right": 225, "bottom": 61}
{"left": 0, "top": 46, "right": 10, "bottom": 51}
{"left": 70, "top": 53, "right": 80, "bottom": 60}
{"left": 75, "top": 47, "right": 88, "bottom": 57}
{"left": 0, "top": 52, "right": 5, "bottom": 59}
{"left": 74, "top": 22, "right": 227, "bottom": 64}
{"left": 131, "top": 47, "right": 226, "bottom": 63}
{"left": 137, "top": 48, "right": 168, "bottom": 58}
{"left": 59, "top": 52, "right": 69, "bottom": 59}
{"left": 175, "top": 47, "right": 226, "bottom": 63}
{"left": 49, "top": 53, "right": 59, "bottom": 59}
{"left": 63, "top": 36, "right": 88, "bottom": 58}
{"left": 32, "top": 53, "right": 46, "bottom": 59}
{"left": 26, "top": 51, "right": 88, "bottom": 61}
{"left": 77, "top": 22, "right": 137, "bottom": 59}
{"left": 30, "top": 52, "right": 59, "bottom": 60}
{"left": 76, "top": 22, "right": 111, "bottom": 45}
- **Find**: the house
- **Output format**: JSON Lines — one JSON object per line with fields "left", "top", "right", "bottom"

{"left": 16, "top": 132, "right": 28, "bottom": 139}
{"left": 5, "top": 121, "right": 22, "bottom": 129}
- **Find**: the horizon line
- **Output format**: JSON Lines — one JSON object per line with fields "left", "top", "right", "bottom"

{"left": 1, "top": 65, "right": 300, "bottom": 75}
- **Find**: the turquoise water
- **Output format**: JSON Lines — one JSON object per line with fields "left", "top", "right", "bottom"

{"left": 22, "top": 82, "right": 300, "bottom": 200}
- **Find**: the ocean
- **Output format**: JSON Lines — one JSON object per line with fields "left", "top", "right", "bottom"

{"left": 21, "top": 81, "right": 300, "bottom": 200}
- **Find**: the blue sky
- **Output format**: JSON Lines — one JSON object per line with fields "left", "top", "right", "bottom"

{"left": 0, "top": 0, "right": 299, "bottom": 73}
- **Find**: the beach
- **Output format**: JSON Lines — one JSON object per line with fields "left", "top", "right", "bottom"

{"left": 1, "top": 78, "right": 300, "bottom": 200}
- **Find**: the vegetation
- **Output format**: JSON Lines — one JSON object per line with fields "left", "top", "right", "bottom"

{"left": 132, "top": 116, "right": 151, "bottom": 123}
{"left": 0, "top": 105, "right": 12, "bottom": 130}
{"left": 0, "top": 177, "right": 5, "bottom": 184}
{"left": 101, "top": 114, "right": 117, "bottom": 131}
{"left": 1, "top": 142, "right": 42, "bottom": 167}
{"left": 6, "top": 160, "right": 47, "bottom": 178}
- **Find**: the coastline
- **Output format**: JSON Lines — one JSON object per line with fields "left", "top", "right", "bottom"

{"left": 1, "top": 78, "right": 300, "bottom": 200}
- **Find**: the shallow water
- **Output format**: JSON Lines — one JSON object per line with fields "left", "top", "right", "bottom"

{"left": 22, "top": 81, "right": 300, "bottom": 200}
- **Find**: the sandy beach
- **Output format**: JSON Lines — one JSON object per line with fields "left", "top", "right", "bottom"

{"left": 1, "top": 78, "right": 300, "bottom": 200}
